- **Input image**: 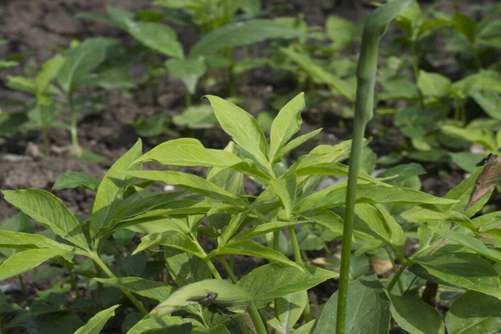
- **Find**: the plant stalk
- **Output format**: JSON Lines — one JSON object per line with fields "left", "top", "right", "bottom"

{"left": 89, "top": 252, "right": 148, "bottom": 315}
{"left": 68, "top": 93, "right": 81, "bottom": 154}
{"left": 335, "top": 2, "right": 412, "bottom": 333}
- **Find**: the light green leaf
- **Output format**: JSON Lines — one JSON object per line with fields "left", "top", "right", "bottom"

{"left": 133, "top": 231, "right": 204, "bottom": 258}
{"left": 6, "top": 76, "right": 36, "bottom": 93}
{"left": 134, "top": 138, "right": 241, "bottom": 168}
{"left": 74, "top": 305, "right": 120, "bottom": 334}
{"left": 389, "top": 294, "right": 445, "bottom": 334}
{"left": 414, "top": 251, "right": 501, "bottom": 299}
{"left": 417, "top": 70, "right": 451, "bottom": 98}
{"left": 269, "top": 291, "right": 308, "bottom": 334}
{"left": 0, "top": 248, "right": 69, "bottom": 281}
{"left": 190, "top": 19, "right": 300, "bottom": 57}
{"left": 128, "top": 170, "right": 245, "bottom": 206}
{"left": 126, "top": 315, "right": 192, "bottom": 334}
{"left": 2, "top": 189, "right": 88, "bottom": 249}
{"left": 151, "top": 279, "right": 251, "bottom": 316}
{"left": 58, "top": 37, "right": 117, "bottom": 92}
{"left": 441, "top": 125, "right": 497, "bottom": 151}
{"left": 291, "top": 141, "right": 352, "bottom": 172}
{"left": 281, "top": 47, "right": 354, "bottom": 100}
{"left": 356, "top": 204, "right": 405, "bottom": 247}
{"left": 94, "top": 277, "right": 172, "bottom": 302}
{"left": 211, "top": 240, "right": 302, "bottom": 270}
{"left": 91, "top": 139, "right": 142, "bottom": 238}
{"left": 440, "top": 230, "right": 501, "bottom": 263}
{"left": 275, "top": 128, "right": 323, "bottom": 160}
{"left": 233, "top": 220, "right": 307, "bottom": 242}
{"left": 269, "top": 93, "right": 305, "bottom": 161}
{"left": 238, "top": 263, "right": 336, "bottom": 302}
{"left": 206, "top": 95, "right": 269, "bottom": 170}
{"left": 172, "top": 105, "right": 217, "bottom": 129}
{"left": 0, "top": 230, "right": 72, "bottom": 251}
{"left": 296, "top": 183, "right": 456, "bottom": 213}
{"left": 36, "top": 54, "right": 65, "bottom": 96}
{"left": 125, "top": 21, "right": 183, "bottom": 59}
{"left": 313, "top": 279, "right": 390, "bottom": 334}
{"left": 166, "top": 57, "right": 206, "bottom": 94}
{"left": 53, "top": 171, "right": 100, "bottom": 191}
{"left": 471, "top": 90, "right": 501, "bottom": 120}
{"left": 445, "top": 291, "right": 501, "bottom": 334}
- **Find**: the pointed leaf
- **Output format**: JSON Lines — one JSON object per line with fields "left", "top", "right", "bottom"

{"left": 0, "top": 230, "right": 72, "bottom": 251}
{"left": 446, "top": 291, "right": 501, "bottom": 334}
{"left": 91, "top": 139, "right": 142, "bottom": 237}
{"left": 94, "top": 277, "right": 172, "bottom": 302}
{"left": 74, "top": 305, "right": 120, "bottom": 334}
{"left": 389, "top": 294, "right": 445, "bottom": 334}
{"left": 151, "top": 279, "right": 251, "bottom": 316}
{"left": 269, "top": 93, "right": 305, "bottom": 161}
{"left": 2, "top": 189, "right": 88, "bottom": 249}
{"left": 125, "top": 21, "right": 183, "bottom": 59}
{"left": 206, "top": 95, "right": 269, "bottom": 169}
{"left": 134, "top": 138, "right": 242, "bottom": 168}
{"left": 133, "top": 231, "right": 204, "bottom": 258}
{"left": 211, "top": 241, "right": 302, "bottom": 270}
{"left": 0, "top": 248, "right": 69, "bottom": 281}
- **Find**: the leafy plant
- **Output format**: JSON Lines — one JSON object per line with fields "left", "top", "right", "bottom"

{"left": 2, "top": 87, "right": 500, "bottom": 333}
{"left": 6, "top": 37, "right": 128, "bottom": 156}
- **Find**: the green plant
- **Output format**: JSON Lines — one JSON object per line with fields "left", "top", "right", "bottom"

{"left": 6, "top": 37, "right": 127, "bottom": 156}
{"left": 2, "top": 90, "right": 500, "bottom": 333}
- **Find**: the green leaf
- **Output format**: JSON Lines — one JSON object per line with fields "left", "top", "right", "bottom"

{"left": 0, "top": 248, "right": 69, "bottom": 281}
{"left": 296, "top": 183, "right": 456, "bottom": 213}
{"left": 206, "top": 95, "right": 269, "bottom": 170}
{"left": 94, "top": 277, "right": 172, "bottom": 302}
{"left": 125, "top": 21, "right": 183, "bottom": 59}
{"left": 313, "top": 279, "right": 390, "bottom": 334}
{"left": 270, "top": 176, "right": 296, "bottom": 218}
{"left": 74, "top": 304, "right": 120, "bottom": 334}
{"left": 166, "top": 57, "right": 206, "bottom": 94}
{"left": 417, "top": 70, "right": 451, "bottom": 98}
{"left": 355, "top": 203, "right": 405, "bottom": 247}
{"left": 211, "top": 240, "right": 302, "bottom": 270}
{"left": 126, "top": 315, "right": 192, "bottom": 334}
{"left": 151, "top": 279, "right": 251, "bottom": 316}
{"left": 0, "top": 230, "right": 72, "bottom": 251}
{"left": 2, "top": 189, "right": 88, "bottom": 249}
{"left": 389, "top": 294, "right": 445, "bottom": 334}
{"left": 471, "top": 90, "right": 501, "bottom": 120}
{"left": 269, "top": 92, "right": 305, "bottom": 161}
{"left": 91, "top": 139, "right": 142, "bottom": 238}
{"left": 441, "top": 124, "right": 497, "bottom": 151}
{"left": 36, "top": 54, "right": 65, "bottom": 96}
{"left": 439, "top": 230, "right": 501, "bottom": 263}
{"left": 281, "top": 47, "right": 354, "bottom": 100}
{"left": 52, "top": 171, "right": 99, "bottom": 191}
{"left": 128, "top": 170, "right": 245, "bottom": 206}
{"left": 58, "top": 37, "right": 117, "bottom": 92}
{"left": 445, "top": 291, "right": 501, "bottom": 334}
{"left": 291, "top": 141, "right": 352, "bottom": 173}
{"left": 172, "top": 105, "right": 217, "bottom": 129}
{"left": 414, "top": 251, "right": 501, "bottom": 299}
{"left": 238, "top": 263, "right": 336, "bottom": 302}
{"left": 190, "top": 19, "right": 300, "bottom": 57}
{"left": 275, "top": 128, "right": 323, "bottom": 160}
{"left": 133, "top": 231, "right": 204, "bottom": 258}
{"left": 269, "top": 291, "right": 307, "bottom": 334}
{"left": 233, "top": 220, "right": 307, "bottom": 242}
{"left": 135, "top": 138, "right": 242, "bottom": 168}
{"left": 6, "top": 75, "right": 36, "bottom": 93}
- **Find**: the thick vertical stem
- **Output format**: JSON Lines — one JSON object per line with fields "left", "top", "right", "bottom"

{"left": 334, "top": 2, "right": 412, "bottom": 332}
{"left": 68, "top": 93, "right": 81, "bottom": 154}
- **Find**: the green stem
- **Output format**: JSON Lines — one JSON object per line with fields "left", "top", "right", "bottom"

{"left": 387, "top": 264, "right": 408, "bottom": 292}
{"left": 68, "top": 93, "right": 80, "bottom": 153}
{"left": 89, "top": 252, "right": 148, "bottom": 315}
{"left": 335, "top": 2, "right": 412, "bottom": 333}
{"left": 220, "top": 257, "right": 268, "bottom": 334}
{"left": 288, "top": 226, "right": 304, "bottom": 267}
